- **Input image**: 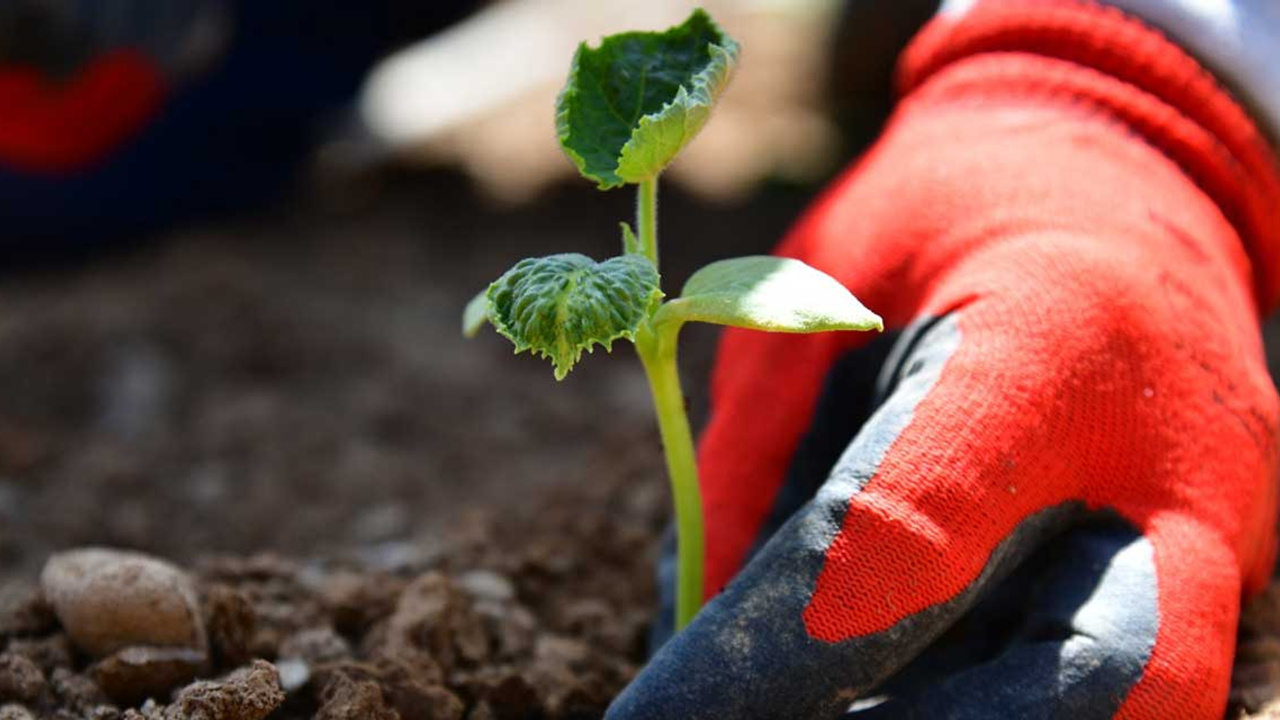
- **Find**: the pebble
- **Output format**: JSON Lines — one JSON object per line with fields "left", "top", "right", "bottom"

{"left": 278, "top": 627, "right": 351, "bottom": 665}
{"left": 456, "top": 570, "right": 515, "bottom": 603}
{"left": 0, "top": 705, "right": 34, "bottom": 720}
{"left": 274, "top": 659, "right": 310, "bottom": 693}
{"left": 40, "top": 548, "right": 208, "bottom": 659}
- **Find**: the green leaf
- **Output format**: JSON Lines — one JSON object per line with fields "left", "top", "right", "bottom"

{"left": 486, "top": 253, "right": 662, "bottom": 380}
{"left": 462, "top": 289, "right": 489, "bottom": 338}
{"left": 652, "top": 256, "right": 882, "bottom": 334}
{"left": 556, "top": 9, "right": 739, "bottom": 189}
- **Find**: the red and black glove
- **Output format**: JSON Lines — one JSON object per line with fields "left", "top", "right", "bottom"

{"left": 609, "top": 2, "right": 1280, "bottom": 718}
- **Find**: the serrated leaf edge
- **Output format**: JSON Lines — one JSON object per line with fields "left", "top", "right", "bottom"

{"left": 485, "top": 255, "right": 663, "bottom": 380}
{"left": 615, "top": 34, "right": 738, "bottom": 184}
{"left": 555, "top": 9, "right": 740, "bottom": 189}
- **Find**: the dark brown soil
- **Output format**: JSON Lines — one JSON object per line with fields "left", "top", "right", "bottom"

{"left": 0, "top": 468, "right": 664, "bottom": 719}
{"left": 1, "top": 173, "right": 1280, "bottom": 718}
{"left": 0, "top": 173, "right": 808, "bottom": 718}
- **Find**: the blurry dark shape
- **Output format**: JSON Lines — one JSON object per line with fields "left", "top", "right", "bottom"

{"left": 0, "top": 0, "right": 477, "bottom": 262}
{"left": 359, "top": 0, "right": 845, "bottom": 205}
{"left": 0, "top": 1, "right": 229, "bottom": 81}
{"left": 829, "top": 0, "right": 941, "bottom": 152}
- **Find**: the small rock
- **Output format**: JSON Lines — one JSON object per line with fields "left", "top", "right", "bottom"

{"left": 86, "top": 706, "right": 122, "bottom": 720}
{"left": 321, "top": 570, "right": 404, "bottom": 637}
{"left": 279, "top": 627, "right": 351, "bottom": 665}
{"left": 166, "top": 660, "right": 284, "bottom": 720}
{"left": 455, "top": 571, "right": 515, "bottom": 604}
{"left": 0, "top": 583, "right": 56, "bottom": 639}
{"left": 316, "top": 672, "right": 400, "bottom": 720}
{"left": 275, "top": 658, "right": 310, "bottom": 693}
{"left": 371, "top": 573, "right": 488, "bottom": 669}
{"left": 0, "top": 654, "right": 44, "bottom": 704}
{"left": 41, "top": 548, "right": 208, "bottom": 659}
{"left": 49, "top": 668, "right": 110, "bottom": 713}
{"left": 201, "top": 584, "right": 256, "bottom": 669}
{"left": 6, "top": 633, "right": 76, "bottom": 673}
{"left": 0, "top": 704, "right": 34, "bottom": 720}
{"left": 91, "top": 646, "right": 206, "bottom": 705}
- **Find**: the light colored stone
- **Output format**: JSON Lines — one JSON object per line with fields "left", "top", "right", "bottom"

{"left": 0, "top": 704, "right": 35, "bottom": 720}
{"left": 40, "top": 548, "right": 207, "bottom": 659}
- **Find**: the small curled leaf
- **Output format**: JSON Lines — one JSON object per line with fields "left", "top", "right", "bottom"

{"left": 487, "top": 253, "right": 662, "bottom": 380}
{"left": 556, "top": 9, "right": 739, "bottom": 189}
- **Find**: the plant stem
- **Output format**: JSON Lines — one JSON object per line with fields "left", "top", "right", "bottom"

{"left": 637, "top": 177, "right": 659, "bottom": 266}
{"left": 635, "top": 323, "right": 703, "bottom": 630}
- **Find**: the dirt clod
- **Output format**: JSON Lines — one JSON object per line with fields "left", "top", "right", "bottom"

{"left": 49, "top": 668, "right": 111, "bottom": 714}
{"left": 167, "top": 660, "right": 284, "bottom": 720}
{"left": 0, "top": 654, "right": 44, "bottom": 704}
{"left": 6, "top": 633, "right": 75, "bottom": 674}
{"left": 316, "top": 672, "right": 400, "bottom": 720}
{"left": 1, "top": 457, "right": 664, "bottom": 718}
{"left": 0, "top": 704, "right": 35, "bottom": 720}
{"left": 0, "top": 585, "right": 55, "bottom": 640}
{"left": 202, "top": 585, "right": 257, "bottom": 669}
{"left": 91, "top": 646, "right": 206, "bottom": 705}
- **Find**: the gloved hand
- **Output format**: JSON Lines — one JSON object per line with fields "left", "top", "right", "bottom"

{"left": 609, "top": 2, "right": 1280, "bottom": 718}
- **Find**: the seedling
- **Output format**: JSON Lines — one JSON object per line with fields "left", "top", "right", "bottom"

{"left": 464, "top": 9, "right": 881, "bottom": 631}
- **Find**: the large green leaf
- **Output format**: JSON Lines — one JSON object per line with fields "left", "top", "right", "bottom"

{"left": 555, "top": 9, "right": 739, "bottom": 189}
{"left": 653, "top": 256, "right": 882, "bottom": 333}
{"left": 486, "top": 253, "right": 662, "bottom": 380}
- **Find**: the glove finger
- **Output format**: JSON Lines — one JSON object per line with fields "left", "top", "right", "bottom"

{"left": 847, "top": 515, "right": 1158, "bottom": 720}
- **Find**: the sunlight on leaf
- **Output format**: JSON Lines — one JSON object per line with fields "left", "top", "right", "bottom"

{"left": 653, "top": 255, "right": 882, "bottom": 333}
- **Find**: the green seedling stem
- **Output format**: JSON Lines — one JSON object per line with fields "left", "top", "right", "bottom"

{"left": 463, "top": 9, "right": 881, "bottom": 633}
{"left": 631, "top": 178, "right": 701, "bottom": 625}
{"left": 636, "top": 178, "right": 659, "bottom": 267}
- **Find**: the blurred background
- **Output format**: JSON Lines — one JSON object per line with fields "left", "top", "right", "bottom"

{"left": 5, "top": 2, "right": 1280, "bottom": 716}
{"left": 0, "top": 0, "right": 940, "bottom": 576}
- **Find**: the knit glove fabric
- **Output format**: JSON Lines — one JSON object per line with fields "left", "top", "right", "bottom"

{"left": 609, "top": 2, "right": 1280, "bottom": 718}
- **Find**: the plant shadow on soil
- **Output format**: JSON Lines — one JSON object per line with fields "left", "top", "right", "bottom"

{"left": 1, "top": 171, "right": 1280, "bottom": 718}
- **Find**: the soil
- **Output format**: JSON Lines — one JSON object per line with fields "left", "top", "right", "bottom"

{"left": 1, "top": 172, "right": 1280, "bottom": 718}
